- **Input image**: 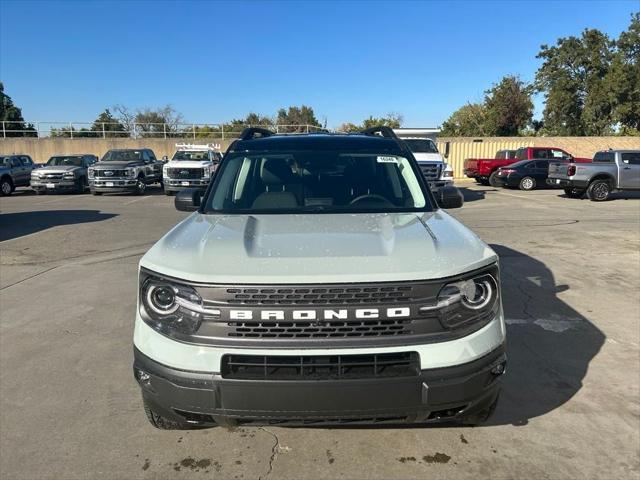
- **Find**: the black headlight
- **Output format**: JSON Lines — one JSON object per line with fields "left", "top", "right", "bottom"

{"left": 420, "top": 269, "right": 500, "bottom": 330}
{"left": 139, "top": 270, "right": 218, "bottom": 335}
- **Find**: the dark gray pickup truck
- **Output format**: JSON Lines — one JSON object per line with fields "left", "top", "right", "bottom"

{"left": 547, "top": 149, "right": 640, "bottom": 201}
{"left": 0, "top": 154, "right": 38, "bottom": 196}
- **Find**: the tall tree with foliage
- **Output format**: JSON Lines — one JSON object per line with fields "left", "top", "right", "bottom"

{"left": 483, "top": 76, "right": 534, "bottom": 135}
{"left": 535, "top": 29, "right": 614, "bottom": 135}
{"left": 276, "top": 105, "right": 321, "bottom": 132}
{"left": 606, "top": 13, "right": 640, "bottom": 133}
{"left": 440, "top": 103, "right": 488, "bottom": 136}
{"left": 0, "top": 83, "right": 36, "bottom": 137}
{"left": 90, "top": 109, "right": 127, "bottom": 137}
{"left": 361, "top": 113, "right": 403, "bottom": 130}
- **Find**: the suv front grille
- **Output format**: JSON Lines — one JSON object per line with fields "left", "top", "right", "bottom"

{"left": 228, "top": 318, "right": 412, "bottom": 338}
{"left": 220, "top": 285, "right": 414, "bottom": 305}
{"left": 420, "top": 164, "right": 442, "bottom": 181}
{"left": 221, "top": 352, "right": 420, "bottom": 380}
{"left": 166, "top": 167, "right": 204, "bottom": 179}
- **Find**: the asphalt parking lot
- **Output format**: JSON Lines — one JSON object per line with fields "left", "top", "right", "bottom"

{"left": 1, "top": 182, "right": 639, "bottom": 480}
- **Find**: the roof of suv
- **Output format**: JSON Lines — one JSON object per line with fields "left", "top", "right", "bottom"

{"left": 230, "top": 133, "right": 405, "bottom": 153}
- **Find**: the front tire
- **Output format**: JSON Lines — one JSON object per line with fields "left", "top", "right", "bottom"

{"left": 0, "top": 177, "right": 13, "bottom": 196}
{"left": 564, "top": 187, "right": 585, "bottom": 198}
{"left": 519, "top": 176, "right": 536, "bottom": 191}
{"left": 587, "top": 179, "right": 611, "bottom": 201}
{"left": 135, "top": 177, "right": 146, "bottom": 195}
{"left": 488, "top": 171, "right": 501, "bottom": 187}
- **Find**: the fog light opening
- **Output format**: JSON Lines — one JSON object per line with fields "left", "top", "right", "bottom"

{"left": 491, "top": 362, "right": 506, "bottom": 376}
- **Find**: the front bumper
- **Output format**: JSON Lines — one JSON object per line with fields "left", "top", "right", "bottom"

{"left": 164, "top": 178, "right": 210, "bottom": 192}
{"left": 90, "top": 178, "right": 139, "bottom": 193}
{"left": 492, "top": 175, "right": 518, "bottom": 187}
{"left": 31, "top": 179, "right": 77, "bottom": 191}
{"left": 133, "top": 344, "right": 506, "bottom": 426}
{"left": 546, "top": 178, "right": 587, "bottom": 188}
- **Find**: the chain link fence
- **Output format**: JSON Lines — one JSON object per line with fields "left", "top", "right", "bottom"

{"left": 0, "top": 121, "right": 326, "bottom": 139}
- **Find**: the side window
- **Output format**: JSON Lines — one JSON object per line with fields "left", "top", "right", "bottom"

{"left": 11, "top": 158, "right": 22, "bottom": 167}
{"left": 525, "top": 162, "right": 536, "bottom": 169}
{"left": 147, "top": 150, "right": 156, "bottom": 162}
{"left": 142, "top": 151, "right": 151, "bottom": 162}
{"left": 621, "top": 152, "right": 640, "bottom": 165}
{"left": 536, "top": 149, "right": 550, "bottom": 159}
{"left": 594, "top": 152, "right": 615, "bottom": 163}
{"left": 551, "top": 149, "right": 567, "bottom": 160}
{"left": 535, "top": 161, "right": 549, "bottom": 169}
{"left": 20, "top": 156, "right": 33, "bottom": 166}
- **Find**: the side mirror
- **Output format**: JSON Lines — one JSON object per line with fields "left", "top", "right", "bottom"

{"left": 437, "top": 186, "right": 464, "bottom": 209}
{"left": 175, "top": 189, "right": 202, "bottom": 212}
{"left": 162, "top": 155, "right": 169, "bottom": 161}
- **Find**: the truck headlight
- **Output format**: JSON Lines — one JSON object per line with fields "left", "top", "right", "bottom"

{"left": 139, "top": 270, "right": 218, "bottom": 335}
{"left": 88, "top": 169, "right": 95, "bottom": 178}
{"left": 125, "top": 168, "right": 135, "bottom": 177}
{"left": 203, "top": 167, "right": 210, "bottom": 178}
{"left": 420, "top": 270, "right": 499, "bottom": 330}
{"left": 442, "top": 164, "right": 454, "bottom": 178}
{"left": 63, "top": 172, "right": 75, "bottom": 178}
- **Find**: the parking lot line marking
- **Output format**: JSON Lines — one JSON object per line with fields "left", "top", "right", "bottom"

{"left": 36, "top": 195, "right": 84, "bottom": 205}
{"left": 494, "top": 190, "right": 553, "bottom": 202}
{"left": 124, "top": 195, "right": 152, "bottom": 205}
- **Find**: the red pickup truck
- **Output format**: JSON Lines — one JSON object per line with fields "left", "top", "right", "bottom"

{"left": 464, "top": 146, "right": 591, "bottom": 186}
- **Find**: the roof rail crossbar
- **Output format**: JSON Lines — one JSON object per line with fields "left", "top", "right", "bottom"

{"left": 239, "top": 127, "right": 275, "bottom": 140}
{"left": 360, "top": 126, "right": 398, "bottom": 139}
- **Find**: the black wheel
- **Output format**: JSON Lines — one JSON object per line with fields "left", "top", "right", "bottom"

{"left": 75, "top": 177, "right": 86, "bottom": 194}
{"left": 135, "top": 177, "right": 147, "bottom": 195}
{"left": 0, "top": 177, "right": 13, "bottom": 196}
{"left": 519, "top": 176, "right": 536, "bottom": 191}
{"left": 563, "top": 187, "right": 585, "bottom": 199}
{"left": 478, "top": 178, "right": 490, "bottom": 186}
{"left": 164, "top": 189, "right": 175, "bottom": 196}
{"left": 587, "top": 179, "right": 611, "bottom": 201}
{"left": 35, "top": 189, "right": 45, "bottom": 195}
{"left": 143, "top": 401, "right": 189, "bottom": 430}
{"left": 461, "top": 393, "right": 500, "bottom": 426}
{"left": 91, "top": 190, "right": 102, "bottom": 196}
{"left": 488, "top": 171, "right": 501, "bottom": 187}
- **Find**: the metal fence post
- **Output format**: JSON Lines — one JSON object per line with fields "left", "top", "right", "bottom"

{"left": 192, "top": 124, "right": 196, "bottom": 140}
{"left": 306, "top": 125, "right": 309, "bottom": 133}
{"left": 36, "top": 122, "right": 40, "bottom": 138}
{"left": 70, "top": 122, "right": 73, "bottom": 139}
{"left": 102, "top": 123, "right": 106, "bottom": 139}
{"left": 163, "top": 123, "right": 167, "bottom": 139}
{"left": 1, "top": 121, "right": 4, "bottom": 139}
{"left": 221, "top": 124, "right": 224, "bottom": 140}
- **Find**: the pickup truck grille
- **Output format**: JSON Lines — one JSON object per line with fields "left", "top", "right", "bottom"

{"left": 221, "top": 352, "right": 420, "bottom": 380}
{"left": 38, "top": 173, "right": 64, "bottom": 181}
{"left": 94, "top": 169, "right": 126, "bottom": 178}
{"left": 228, "top": 318, "right": 412, "bottom": 339}
{"left": 420, "top": 164, "right": 442, "bottom": 181}
{"left": 219, "top": 285, "right": 414, "bottom": 305}
{"left": 166, "top": 167, "right": 204, "bottom": 179}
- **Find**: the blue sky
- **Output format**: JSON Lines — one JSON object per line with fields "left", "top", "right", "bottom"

{"left": 0, "top": 0, "right": 637, "bottom": 128}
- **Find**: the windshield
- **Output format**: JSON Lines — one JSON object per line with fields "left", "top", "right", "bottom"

{"left": 47, "top": 156, "right": 83, "bottom": 167}
{"left": 402, "top": 139, "right": 439, "bottom": 154}
{"left": 101, "top": 150, "right": 142, "bottom": 162}
{"left": 172, "top": 150, "right": 211, "bottom": 161}
{"left": 0, "top": 157, "right": 10, "bottom": 166}
{"left": 204, "top": 150, "right": 431, "bottom": 214}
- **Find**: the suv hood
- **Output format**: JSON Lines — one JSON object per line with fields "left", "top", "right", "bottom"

{"left": 414, "top": 153, "right": 445, "bottom": 163}
{"left": 165, "top": 160, "right": 212, "bottom": 169}
{"left": 93, "top": 161, "right": 144, "bottom": 168}
{"left": 36, "top": 165, "right": 82, "bottom": 173}
{"left": 141, "top": 212, "right": 496, "bottom": 284}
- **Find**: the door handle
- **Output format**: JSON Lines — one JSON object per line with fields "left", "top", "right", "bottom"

{"left": 623, "top": 167, "right": 631, "bottom": 170}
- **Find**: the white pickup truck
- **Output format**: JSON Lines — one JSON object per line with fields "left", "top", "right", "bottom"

{"left": 162, "top": 143, "right": 222, "bottom": 195}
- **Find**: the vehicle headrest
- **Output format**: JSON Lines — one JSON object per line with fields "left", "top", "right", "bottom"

{"left": 260, "top": 159, "right": 294, "bottom": 185}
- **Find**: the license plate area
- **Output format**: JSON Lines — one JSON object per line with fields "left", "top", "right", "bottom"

{"left": 46, "top": 183, "right": 55, "bottom": 189}
{"left": 181, "top": 181, "right": 190, "bottom": 186}
{"left": 105, "top": 182, "right": 114, "bottom": 187}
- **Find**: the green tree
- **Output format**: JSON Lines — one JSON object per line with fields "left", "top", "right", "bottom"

{"left": 276, "top": 105, "right": 321, "bottom": 132}
{"left": 535, "top": 29, "right": 614, "bottom": 135}
{"left": 440, "top": 103, "right": 488, "bottom": 136}
{"left": 0, "top": 83, "right": 36, "bottom": 137}
{"left": 361, "top": 113, "right": 403, "bottom": 129}
{"left": 483, "top": 75, "right": 534, "bottom": 136}
{"left": 135, "top": 105, "right": 184, "bottom": 137}
{"left": 606, "top": 13, "right": 640, "bottom": 133}
{"left": 90, "top": 109, "right": 128, "bottom": 137}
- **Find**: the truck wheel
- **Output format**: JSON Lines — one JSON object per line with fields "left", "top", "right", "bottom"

{"left": 135, "top": 177, "right": 146, "bottom": 195}
{"left": 563, "top": 187, "right": 585, "bottom": 199}
{"left": 164, "top": 189, "right": 175, "bottom": 196}
{"left": 488, "top": 171, "right": 501, "bottom": 187}
{"left": 461, "top": 393, "right": 500, "bottom": 426}
{"left": 0, "top": 177, "right": 13, "bottom": 196}
{"left": 478, "top": 178, "right": 490, "bottom": 186}
{"left": 519, "top": 177, "right": 536, "bottom": 191}
{"left": 587, "top": 179, "right": 611, "bottom": 201}
{"left": 143, "top": 401, "right": 189, "bottom": 430}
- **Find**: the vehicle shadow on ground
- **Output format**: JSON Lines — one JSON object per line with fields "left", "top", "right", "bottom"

{"left": 458, "top": 186, "right": 498, "bottom": 202}
{"left": 557, "top": 190, "right": 640, "bottom": 201}
{"left": 487, "top": 244, "right": 605, "bottom": 426}
{"left": 0, "top": 210, "right": 117, "bottom": 242}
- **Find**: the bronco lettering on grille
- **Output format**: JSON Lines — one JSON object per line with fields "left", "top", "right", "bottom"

{"left": 229, "top": 307, "right": 411, "bottom": 321}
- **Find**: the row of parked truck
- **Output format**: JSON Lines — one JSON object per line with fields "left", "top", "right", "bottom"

{"left": 463, "top": 146, "right": 640, "bottom": 201}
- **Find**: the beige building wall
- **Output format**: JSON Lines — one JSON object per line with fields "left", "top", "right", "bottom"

{"left": 2, "top": 136, "right": 639, "bottom": 179}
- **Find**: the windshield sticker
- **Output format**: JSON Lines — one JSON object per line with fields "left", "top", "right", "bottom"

{"left": 377, "top": 156, "right": 398, "bottom": 164}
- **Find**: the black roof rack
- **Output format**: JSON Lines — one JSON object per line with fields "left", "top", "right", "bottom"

{"left": 239, "top": 127, "right": 275, "bottom": 140}
{"left": 360, "top": 126, "right": 398, "bottom": 139}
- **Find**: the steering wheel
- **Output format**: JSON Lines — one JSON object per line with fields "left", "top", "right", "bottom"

{"left": 349, "top": 194, "right": 393, "bottom": 206}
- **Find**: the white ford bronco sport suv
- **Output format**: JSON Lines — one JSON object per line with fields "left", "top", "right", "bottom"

{"left": 133, "top": 127, "right": 506, "bottom": 428}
